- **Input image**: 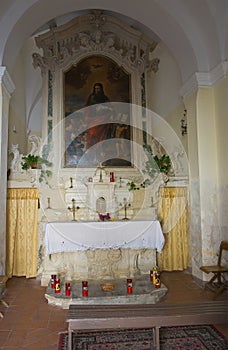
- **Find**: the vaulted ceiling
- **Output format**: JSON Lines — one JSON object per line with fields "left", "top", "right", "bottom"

{"left": 0, "top": 0, "right": 227, "bottom": 87}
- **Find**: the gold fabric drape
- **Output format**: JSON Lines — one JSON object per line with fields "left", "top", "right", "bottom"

{"left": 6, "top": 188, "right": 39, "bottom": 278}
{"left": 157, "top": 187, "right": 188, "bottom": 271}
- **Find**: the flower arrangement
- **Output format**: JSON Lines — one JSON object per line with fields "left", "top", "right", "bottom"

{"left": 99, "top": 213, "right": 112, "bottom": 221}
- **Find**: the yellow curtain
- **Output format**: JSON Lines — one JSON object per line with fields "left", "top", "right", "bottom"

{"left": 6, "top": 188, "right": 39, "bottom": 278}
{"left": 157, "top": 187, "right": 188, "bottom": 271}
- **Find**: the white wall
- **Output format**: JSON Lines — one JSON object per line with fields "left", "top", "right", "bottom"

{"left": 22, "top": 38, "right": 42, "bottom": 136}
{"left": 9, "top": 48, "right": 27, "bottom": 154}
{"left": 9, "top": 37, "right": 42, "bottom": 154}
{"left": 148, "top": 42, "right": 183, "bottom": 119}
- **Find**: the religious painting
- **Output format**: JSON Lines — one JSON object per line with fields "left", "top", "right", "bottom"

{"left": 64, "top": 55, "right": 132, "bottom": 167}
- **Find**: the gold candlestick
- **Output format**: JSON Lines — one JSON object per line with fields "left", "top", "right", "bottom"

{"left": 68, "top": 198, "right": 80, "bottom": 221}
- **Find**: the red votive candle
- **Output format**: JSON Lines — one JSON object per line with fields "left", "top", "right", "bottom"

{"left": 149, "top": 270, "right": 153, "bottom": 283}
{"left": 127, "top": 279, "right": 132, "bottom": 294}
{"left": 82, "top": 281, "right": 88, "bottom": 297}
{"left": 65, "top": 282, "right": 71, "bottom": 296}
{"left": 110, "top": 172, "right": 114, "bottom": 182}
{"left": 155, "top": 272, "right": 161, "bottom": 288}
{"left": 51, "top": 274, "right": 56, "bottom": 289}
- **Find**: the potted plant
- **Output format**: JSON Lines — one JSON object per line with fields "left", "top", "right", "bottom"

{"left": 21, "top": 154, "right": 41, "bottom": 169}
{"left": 21, "top": 154, "right": 52, "bottom": 182}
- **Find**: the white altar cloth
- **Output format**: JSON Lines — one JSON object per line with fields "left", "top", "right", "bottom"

{"left": 44, "top": 220, "right": 164, "bottom": 255}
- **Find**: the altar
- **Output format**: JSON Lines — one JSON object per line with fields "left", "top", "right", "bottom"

{"left": 40, "top": 220, "right": 164, "bottom": 286}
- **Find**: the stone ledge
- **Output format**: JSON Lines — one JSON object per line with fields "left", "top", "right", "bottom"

{"left": 45, "top": 275, "right": 168, "bottom": 309}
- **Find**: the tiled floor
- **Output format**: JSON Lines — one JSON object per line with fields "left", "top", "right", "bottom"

{"left": 0, "top": 270, "right": 227, "bottom": 349}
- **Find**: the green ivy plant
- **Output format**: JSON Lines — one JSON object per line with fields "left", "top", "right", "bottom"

{"left": 127, "top": 144, "right": 171, "bottom": 191}
{"left": 154, "top": 154, "right": 171, "bottom": 174}
{"left": 127, "top": 179, "right": 151, "bottom": 191}
{"left": 144, "top": 144, "right": 171, "bottom": 175}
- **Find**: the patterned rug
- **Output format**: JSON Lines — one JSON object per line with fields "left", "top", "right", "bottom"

{"left": 58, "top": 325, "right": 228, "bottom": 350}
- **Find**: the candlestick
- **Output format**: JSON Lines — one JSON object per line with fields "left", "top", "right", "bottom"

{"left": 122, "top": 198, "right": 131, "bottom": 221}
{"left": 47, "top": 197, "right": 51, "bottom": 209}
{"left": 68, "top": 198, "right": 80, "bottom": 221}
{"left": 69, "top": 177, "right": 73, "bottom": 188}
{"left": 97, "top": 163, "right": 104, "bottom": 182}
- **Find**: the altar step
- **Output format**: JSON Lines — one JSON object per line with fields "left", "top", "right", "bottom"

{"left": 45, "top": 274, "right": 168, "bottom": 309}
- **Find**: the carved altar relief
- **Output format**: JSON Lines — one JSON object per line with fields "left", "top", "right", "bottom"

{"left": 33, "top": 11, "right": 159, "bottom": 75}
{"left": 40, "top": 247, "right": 157, "bottom": 286}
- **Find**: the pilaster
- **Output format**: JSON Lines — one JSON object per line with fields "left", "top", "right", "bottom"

{"left": 184, "top": 86, "right": 221, "bottom": 281}
{"left": 0, "top": 67, "right": 15, "bottom": 275}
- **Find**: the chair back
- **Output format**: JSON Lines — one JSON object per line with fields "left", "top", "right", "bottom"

{"left": 218, "top": 241, "right": 228, "bottom": 266}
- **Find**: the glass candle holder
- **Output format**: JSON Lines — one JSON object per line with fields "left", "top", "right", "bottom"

{"left": 82, "top": 281, "right": 88, "bottom": 297}
{"left": 65, "top": 282, "right": 71, "bottom": 296}
{"left": 51, "top": 274, "right": 56, "bottom": 289}
{"left": 55, "top": 279, "right": 61, "bottom": 294}
{"left": 127, "top": 278, "right": 132, "bottom": 294}
{"left": 110, "top": 172, "right": 114, "bottom": 182}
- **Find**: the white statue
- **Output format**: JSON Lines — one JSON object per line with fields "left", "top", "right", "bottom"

{"left": 28, "top": 134, "right": 42, "bottom": 156}
{"left": 9, "top": 144, "right": 23, "bottom": 172}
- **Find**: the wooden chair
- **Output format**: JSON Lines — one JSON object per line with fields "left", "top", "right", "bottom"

{"left": 200, "top": 241, "right": 228, "bottom": 297}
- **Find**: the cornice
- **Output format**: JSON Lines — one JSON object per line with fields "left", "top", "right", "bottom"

{"left": 180, "top": 61, "right": 228, "bottom": 99}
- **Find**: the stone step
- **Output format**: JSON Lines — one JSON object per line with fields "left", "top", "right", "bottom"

{"left": 45, "top": 274, "right": 168, "bottom": 309}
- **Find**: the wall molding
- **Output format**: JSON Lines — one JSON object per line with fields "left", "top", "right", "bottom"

{"left": 180, "top": 61, "right": 228, "bottom": 99}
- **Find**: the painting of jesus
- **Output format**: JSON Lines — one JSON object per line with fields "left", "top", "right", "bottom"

{"left": 64, "top": 55, "right": 132, "bottom": 167}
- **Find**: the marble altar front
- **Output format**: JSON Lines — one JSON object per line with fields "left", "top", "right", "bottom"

{"left": 40, "top": 220, "right": 164, "bottom": 286}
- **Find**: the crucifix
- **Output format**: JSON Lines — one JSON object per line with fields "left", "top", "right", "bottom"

{"left": 97, "top": 163, "right": 105, "bottom": 182}
{"left": 68, "top": 198, "right": 80, "bottom": 221}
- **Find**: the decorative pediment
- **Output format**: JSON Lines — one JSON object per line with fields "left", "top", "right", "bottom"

{"left": 33, "top": 10, "right": 159, "bottom": 74}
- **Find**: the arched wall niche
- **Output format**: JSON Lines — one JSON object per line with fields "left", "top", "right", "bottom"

{"left": 32, "top": 10, "right": 160, "bottom": 173}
